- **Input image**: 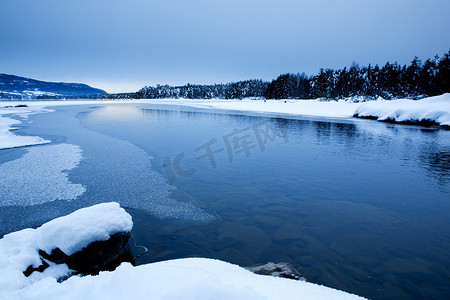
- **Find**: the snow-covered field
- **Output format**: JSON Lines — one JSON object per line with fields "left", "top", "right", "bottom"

{"left": 0, "top": 203, "right": 363, "bottom": 300}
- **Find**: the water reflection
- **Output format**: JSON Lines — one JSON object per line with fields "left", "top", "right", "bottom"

{"left": 422, "top": 151, "right": 450, "bottom": 184}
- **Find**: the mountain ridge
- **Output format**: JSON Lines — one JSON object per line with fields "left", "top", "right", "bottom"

{"left": 0, "top": 74, "right": 107, "bottom": 99}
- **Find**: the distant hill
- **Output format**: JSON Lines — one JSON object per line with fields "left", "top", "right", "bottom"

{"left": 0, "top": 74, "right": 107, "bottom": 99}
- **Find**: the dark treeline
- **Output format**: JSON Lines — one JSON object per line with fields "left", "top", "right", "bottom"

{"left": 37, "top": 51, "right": 449, "bottom": 100}
{"left": 271, "top": 53, "right": 449, "bottom": 100}
{"left": 136, "top": 51, "right": 449, "bottom": 100}
{"left": 136, "top": 80, "right": 268, "bottom": 100}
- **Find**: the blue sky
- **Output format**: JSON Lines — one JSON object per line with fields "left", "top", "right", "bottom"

{"left": 1, "top": 0, "right": 449, "bottom": 93}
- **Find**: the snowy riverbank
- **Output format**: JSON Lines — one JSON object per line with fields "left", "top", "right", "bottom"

{"left": 1, "top": 94, "right": 449, "bottom": 149}
{"left": 0, "top": 105, "right": 51, "bottom": 149}
{"left": 354, "top": 93, "right": 450, "bottom": 128}
{"left": 0, "top": 203, "right": 364, "bottom": 300}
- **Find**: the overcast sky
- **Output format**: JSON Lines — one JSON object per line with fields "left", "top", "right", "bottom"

{"left": 1, "top": 0, "right": 449, "bottom": 93}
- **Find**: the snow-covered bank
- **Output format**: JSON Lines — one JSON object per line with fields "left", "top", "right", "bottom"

{"left": 0, "top": 114, "right": 50, "bottom": 150}
{"left": 353, "top": 93, "right": 450, "bottom": 128}
{"left": 2, "top": 98, "right": 359, "bottom": 119}
{"left": 0, "top": 105, "right": 51, "bottom": 149}
{"left": 15, "top": 258, "right": 363, "bottom": 300}
{"left": 178, "top": 99, "right": 359, "bottom": 118}
{"left": 0, "top": 99, "right": 354, "bottom": 150}
{"left": 0, "top": 203, "right": 363, "bottom": 300}
{"left": 2, "top": 93, "right": 449, "bottom": 145}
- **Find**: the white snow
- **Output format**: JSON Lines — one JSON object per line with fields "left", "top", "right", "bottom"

{"left": 11, "top": 258, "right": 364, "bottom": 300}
{"left": 0, "top": 203, "right": 363, "bottom": 300}
{"left": 0, "top": 143, "right": 86, "bottom": 206}
{"left": 0, "top": 203, "right": 132, "bottom": 298}
{"left": 353, "top": 93, "right": 450, "bottom": 127}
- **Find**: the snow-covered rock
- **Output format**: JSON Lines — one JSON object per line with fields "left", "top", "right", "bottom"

{"left": 353, "top": 93, "right": 450, "bottom": 128}
{"left": 35, "top": 202, "right": 132, "bottom": 255}
{"left": 0, "top": 202, "right": 132, "bottom": 297}
{"left": 246, "top": 262, "right": 305, "bottom": 281}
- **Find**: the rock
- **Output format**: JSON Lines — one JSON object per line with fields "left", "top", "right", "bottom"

{"left": 23, "top": 259, "right": 49, "bottom": 277}
{"left": 25, "top": 232, "right": 132, "bottom": 277}
{"left": 246, "top": 262, "right": 305, "bottom": 281}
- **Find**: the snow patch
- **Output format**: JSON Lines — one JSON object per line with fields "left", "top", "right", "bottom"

{"left": 0, "top": 143, "right": 86, "bottom": 206}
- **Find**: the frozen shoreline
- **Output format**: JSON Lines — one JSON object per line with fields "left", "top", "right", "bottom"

{"left": 2, "top": 97, "right": 447, "bottom": 299}
{"left": 0, "top": 203, "right": 364, "bottom": 300}
{"left": 1, "top": 94, "right": 449, "bottom": 150}
{"left": 353, "top": 93, "right": 450, "bottom": 128}
{"left": 0, "top": 105, "right": 51, "bottom": 150}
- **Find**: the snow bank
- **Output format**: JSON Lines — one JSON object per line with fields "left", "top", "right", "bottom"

{"left": 353, "top": 93, "right": 450, "bottom": 127}
{"left": 0, "top": 202, "right": 363, "bottom": 300}
{"left": 2, "top": 95, "right": 449, "bottom": 130}
{"left": 0, "top": 105, "right": 52, "bottom": 149}
{"left": 178, "top": 99, "right": 359, "bottom": 119}
{"left": 0, "top": 203, "right": 132, "bottom": 296}
{"left": 12, "top": 258, "right": 364, "bottom": 300}
{"left": 0, "top": 115, "right": 50, "bottom": 149}
{"left": 2, "top": 98, "right": 360, "bottom": 120}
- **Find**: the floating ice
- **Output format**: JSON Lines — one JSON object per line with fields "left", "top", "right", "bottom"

{"left": 0, "top": 143, "right": 86, "bottom": 206}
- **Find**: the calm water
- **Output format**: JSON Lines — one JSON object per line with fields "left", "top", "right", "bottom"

{"left": 1, "top": 103, "right": 449, "bottom": 299}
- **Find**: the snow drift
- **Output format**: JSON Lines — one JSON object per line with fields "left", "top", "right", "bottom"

{"left": 353, "top": 93, "right": 450, "bottom": 128}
